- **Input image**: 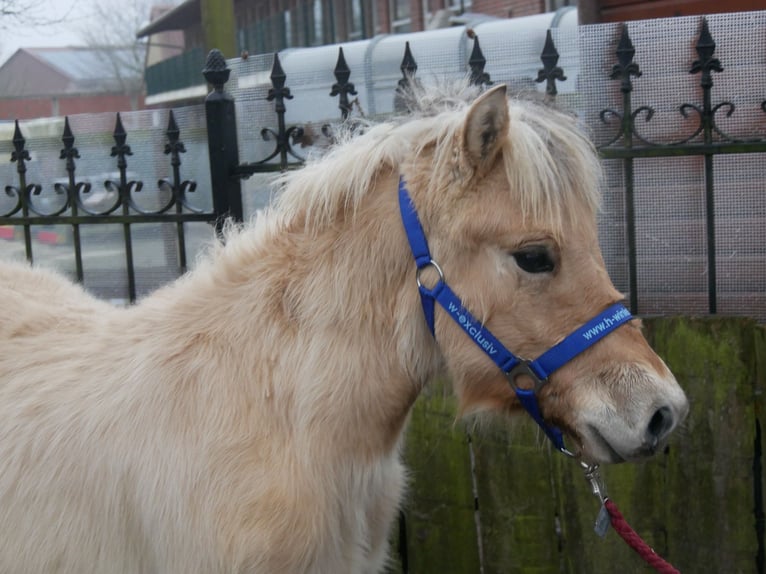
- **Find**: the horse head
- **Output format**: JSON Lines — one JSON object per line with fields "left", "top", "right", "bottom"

{"left": 403, "top": 84, "right": 688, "bottom": 464}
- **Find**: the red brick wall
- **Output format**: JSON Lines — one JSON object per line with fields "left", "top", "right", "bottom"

{"left": 0, "top": 93, "right": 144, "bottom": 121}
{"left": 0, "top": 98, "right": 52, "bottom": 120}
{"left": 58, "top": 94, "right": 143, "bottom": 116}
{"left": 472, "top": 0, "right": 544, "bottom": 18}
{"left": 376, "top": 1, "right": 392, "bottom": 33}
{"left": 597, "top": 0, "right": 761, "bottom": 22}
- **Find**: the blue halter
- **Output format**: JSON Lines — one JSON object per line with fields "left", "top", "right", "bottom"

{"left": 398, "top": 178, "right": 633, "bottom": 454}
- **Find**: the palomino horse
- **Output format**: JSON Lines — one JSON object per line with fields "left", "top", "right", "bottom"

{"left": 0, "top": 84, "right": 687, "bottom": 573}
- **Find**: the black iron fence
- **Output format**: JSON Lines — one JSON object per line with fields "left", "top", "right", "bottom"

{"left": 596, "top": 19, "right": 766, "bottom": 314}
{"left": 1, "top": 14, "right": 764, "bottom": 319}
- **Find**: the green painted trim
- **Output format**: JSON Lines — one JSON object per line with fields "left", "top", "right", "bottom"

{"left": 200, "top": 0, "right": 237, "bottom": 59}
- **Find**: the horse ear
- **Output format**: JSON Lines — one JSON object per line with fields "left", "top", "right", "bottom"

{"left": 462, "top": 84, "right": 509, "bottom": 170}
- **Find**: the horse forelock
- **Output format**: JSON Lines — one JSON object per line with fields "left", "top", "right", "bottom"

{"left": 498, "top": 101, "right": 602, "bottom": 234}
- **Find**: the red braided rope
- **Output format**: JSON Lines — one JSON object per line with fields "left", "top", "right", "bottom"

{"left": 604, "top": 499, "right": 681, "bottom": 574}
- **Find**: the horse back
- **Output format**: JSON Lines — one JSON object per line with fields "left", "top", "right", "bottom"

{"left": 0, "top": 261, "right": 113, "bottom": 341}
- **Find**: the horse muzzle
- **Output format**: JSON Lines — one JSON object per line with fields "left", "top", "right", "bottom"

{"left": 574, "top": 370, "right": 689, "bottom": 464}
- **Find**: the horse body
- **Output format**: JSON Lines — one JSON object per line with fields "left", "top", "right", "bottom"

{"left": 0, "top": 84, "right": 687, "bottom": 572}
{"left": 0, "top": 172, "right": 423, "bottom": 572}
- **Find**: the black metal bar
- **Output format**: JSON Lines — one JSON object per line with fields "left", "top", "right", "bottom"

{"left": 203, "top": 49, "right": 244, "bottom": 233}
{"left": 600, "top": 141, "right": 766, "bottom": 158}
{"left": 10, "top": 121, "right": 34, "bottom": 262}
{"left": 702, "top": 156, "right": 716, "bottom": 313}
{"left": 330, "top": 47, "right": 357, "bottom": 120}
{"left": 1, "top": 213, "right": 216, "bottom": 226}
{"left": 400, "top": 41, "right": 417, "bottom": 88}
{"left": 535, "top": 30, "right": 566, "bottom": 97}
{"left": 232, "top": 163, "right": 293, "bottom": 176}
{"left": 60, "top": 116, "right": 85, "bottom": 282}
{"left": 620, "top": 30, "right": 639, "bottom": 314}
{"left": 225, "top": 52, "right": 307, "bottom": 174}
{"left": 164, "top": 109, "right": 189, "bottom": 273}
{"left": 606, "top": 24, "right": 642, "bottom": 313}
{"left": 264, "top": 52, "right": 304, "bottom": 169}
{"left": 270, "top": 52, "right": 290, "bottom": 169}
{"left": 690, "top": 17, "right": 723, "bottom": 314}
{"left": 623, "top": 159, "right": 638, "bottom": 314}
{"left": 467, "top": 32, "right": 491, "bottom": 87}
{"left": 110, "top": 113, "right": 138, "bottom": 303}
{"left": 395, "top": 41, "right": 418, "bottom": 112}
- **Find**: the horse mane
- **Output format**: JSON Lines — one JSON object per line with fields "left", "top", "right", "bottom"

{"left": 229, "top": 80, "right": 602, "bottom": 244}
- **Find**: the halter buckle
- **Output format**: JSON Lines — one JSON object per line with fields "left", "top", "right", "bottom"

{"left": 506, "top": 360, "right": 548, "bottom": 393}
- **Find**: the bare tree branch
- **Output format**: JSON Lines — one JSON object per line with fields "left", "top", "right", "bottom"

{"left": 0, "top": 0, "right": 74, "bottom": 27}
{"left": 76, "top": 0, "right": 155, "bottom": 93}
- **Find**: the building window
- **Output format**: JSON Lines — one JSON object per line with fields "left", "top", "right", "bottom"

{"left": 312, "top": 0, "right": 324, "bottom": 45}
{"left": 391, "top": 0, "right": 411, "bottom": 33}
{"left": 545, "top": 0, "right": 575, "bottom": 10}
{"left": 422, "top": 0, "right": 473, "bottom": 30}
{"left": 446, "top": 0, "right": 472, "bottom": 13}
{"left": 284, "top": 10, "right": 293, "bottom": 48}
{"left": 282, "top": 1, "right": 326, "bottom": 49}
{"left": 348, "top": 0, "right": 365, "bottom": 40}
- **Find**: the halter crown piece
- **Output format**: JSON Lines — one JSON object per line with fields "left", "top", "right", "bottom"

{"left": 398, "top": 177, "right": 633, "bottom": 455}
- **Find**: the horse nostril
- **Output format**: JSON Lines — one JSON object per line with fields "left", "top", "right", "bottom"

{"left": 646, "top": 406, "right": 674, "bottom": 447}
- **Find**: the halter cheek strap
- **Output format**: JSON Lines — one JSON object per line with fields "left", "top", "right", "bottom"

{"left": 398, "top": 177, "right": 633, "bottom": 454}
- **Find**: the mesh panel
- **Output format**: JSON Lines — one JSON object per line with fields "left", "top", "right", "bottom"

{"left": 579, "top": 12, "right": 766, "bottom": 321}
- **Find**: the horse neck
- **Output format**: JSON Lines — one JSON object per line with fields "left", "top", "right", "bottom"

{"left": 156, "top": 172, "right": 440, "bottom": 459}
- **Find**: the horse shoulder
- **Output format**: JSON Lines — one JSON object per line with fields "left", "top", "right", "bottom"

{"left": 213, "top": 456, "right": 406, "bottom": 573}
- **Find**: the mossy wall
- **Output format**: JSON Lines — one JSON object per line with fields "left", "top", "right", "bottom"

{"left": 387, "top": 316, "right": 766, "bottom": 574}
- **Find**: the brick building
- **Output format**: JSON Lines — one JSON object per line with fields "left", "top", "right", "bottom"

{"left": 138, "top": 0, "right": 571, "bottom": 106}
{"left": 577, "top": 0, "right": 762, "bottom": 23}
{"left": 0, "top": 47, "right": 145, "bottom": 120}
{"left": 141, "top": 0, "right": 567, "bottom": 50}
{"left": 139, "top": 0, "right": 760, "bottom": 107}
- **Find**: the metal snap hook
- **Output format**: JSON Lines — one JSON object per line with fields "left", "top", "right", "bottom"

{"left": 580, "top": 461, "right": 608, "bottom": 503}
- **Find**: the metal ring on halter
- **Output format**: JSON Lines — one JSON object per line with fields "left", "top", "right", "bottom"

{"left": 415, "top": 259, "right": 444, "bottom": 292}
{"left": 507, "top": 359, "right": 548, "bottom": 393}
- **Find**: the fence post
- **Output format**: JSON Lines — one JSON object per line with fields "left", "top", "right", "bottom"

{"left": 203, "top": 49, "right": 244, "bottom": 232}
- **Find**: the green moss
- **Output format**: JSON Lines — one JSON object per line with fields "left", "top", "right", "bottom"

{"left": 403, "top": 379, "right": 481, "bottom": 573}
{"left": 397, "top": 319, "right": 766, "bottom": 573}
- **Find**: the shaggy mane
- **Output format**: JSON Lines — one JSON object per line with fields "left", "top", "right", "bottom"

{"left": 252, "top": 81, "right": 602, "bottom": 238}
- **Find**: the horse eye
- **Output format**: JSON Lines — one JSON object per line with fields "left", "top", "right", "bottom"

{"left": 512, "top": 247, "right": 556, "bottom": 274}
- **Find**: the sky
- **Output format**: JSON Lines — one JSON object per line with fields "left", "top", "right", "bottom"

{"left": 0, "top": 1, "right": 96, "bottom": 63}
{"left": 0, "top": 0, "right": 183, "bottom": 65}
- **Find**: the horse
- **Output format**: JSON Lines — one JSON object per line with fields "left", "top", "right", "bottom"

{"left": 0, "top": 83, "right": 688, "bottom": 573}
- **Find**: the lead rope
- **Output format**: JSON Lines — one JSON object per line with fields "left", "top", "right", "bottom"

{"left": 583, "top": 464, "right": 681, "bottom": 574}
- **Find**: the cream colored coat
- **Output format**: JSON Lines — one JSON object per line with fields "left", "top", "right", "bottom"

{"left": 0, "top": 85, "right": 687, "bottom": 573}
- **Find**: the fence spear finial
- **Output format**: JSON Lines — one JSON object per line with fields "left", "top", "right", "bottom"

{"left": 535, "top": 29, "right": 566, "bottom": 97}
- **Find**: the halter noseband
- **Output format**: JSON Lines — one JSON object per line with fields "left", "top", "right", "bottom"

{"left": 398, "top": 178, "right": 633, "bottom": 455}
